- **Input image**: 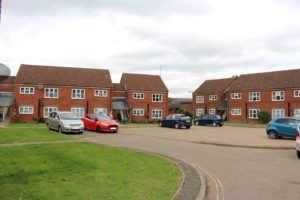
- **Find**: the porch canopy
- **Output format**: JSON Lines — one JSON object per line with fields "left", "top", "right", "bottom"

{"left": 112, "top": 97, "right": 130, "bottom": 110}
{"left": 0, "top": 92, "right": 13, "bottom": 107}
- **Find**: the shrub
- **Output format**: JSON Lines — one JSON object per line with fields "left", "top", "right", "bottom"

{"left": 176, "top": 108, "right": 193, "bottom": 118}
{"left": 258, "top": 111, "right": 270, "bottom": 124}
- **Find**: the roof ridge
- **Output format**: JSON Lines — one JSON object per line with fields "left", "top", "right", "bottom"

{"left": 20, "top": 64, "right": 110, "bottom": 71}
{"left": 239, "top": 68, "right": 300, "bottom": 76}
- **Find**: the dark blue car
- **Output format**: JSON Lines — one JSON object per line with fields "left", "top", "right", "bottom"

{"left": 194, "top": 114, "right": 223, "bottom": 127}
{"left": 158, "top": 114, "right": 192, "bottom": 129}
{"left": 266, "top": 117, "right": 300, "bottom": 139}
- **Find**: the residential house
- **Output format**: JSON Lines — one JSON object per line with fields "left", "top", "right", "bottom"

{"left": 0, "top": 76, "right": 15, "bottom": 122}
{"left": 120, "top": 73, "right": 169, "bottom": 122}
{"left": 193, "top": 78, "right": 235, "bottom": 119}
{"left": 168, "top": 98, "right": 193, "bottom": 114}
{"left": 228, "top": 69, "right": 300, "bottom": 122}
{"left": 13, "top": 64, "right": 113, "bottom": 122}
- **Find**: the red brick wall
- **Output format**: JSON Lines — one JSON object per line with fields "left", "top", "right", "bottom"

{"left": 126, "top": 90, "right": 168, "bottom": 122}
{"left": 14, "top": 84, "right": 112, "bottom": 122}
{"left": 112, "top": 91, "right": 126, "bottom": 97}
{"left": 228, "top": 89, "right": 300, "bottom": 122}
{"left": 180, "top": 102, "right": 193, "bottom": 113}
{"left": 0, "top": 85, "right": 14, "bottom": 92}
{"left": 193, "top": 93, "right": 223, "bottom": 116}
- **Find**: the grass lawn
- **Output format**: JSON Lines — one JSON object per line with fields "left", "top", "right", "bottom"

{"left": 0, "top": 142, "right": 181, "bottom": 200}
{"left": 224, "top": 121, "right": 267, "bottom": 128}
{"left": 0, "top": 123, "right": 72, "bottom": 144}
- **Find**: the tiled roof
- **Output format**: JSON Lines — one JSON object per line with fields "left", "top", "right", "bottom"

{"left": 14, "top": 64, "right": 113, "bottom": 88}
{"left": 0, "top": 76, "right": 15, "bottom": 85}
{"left": 229, "top": 68, "right": 300, "bottom": 91}
{"left": 113, "top": 83, "right": 125, "bottom": 91}
{"left": 193, "top": 78, "right": 234, "bottom": 95}
{"left": 121, "top": 73, "right": 168, "bottom": 92}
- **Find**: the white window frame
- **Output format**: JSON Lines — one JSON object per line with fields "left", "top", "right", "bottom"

{"left": 294, "top": 90, "right": 300, "bottom": 97}
{"left": 196, "top": 96, "right": 204, "bottom": 103}
{"left": 272, "top": 91, "right": 285, "bottom": 101}
{"left": 272, "top": 109, "right": 285, "bottom": 119}
{"left": 152, "top": 94, "right": 163, "bottom": 102}
{"left": 294, "top": 109, "right": 300, "bottom": 118}
{"left": 209, "top": 95, "right": 218, "bottom": 101}
{"left": 133, "top": 93, "right": 144, "bottom": 99}
{"left": 94, "top": 107, "right": 107, "bottom": 115}
{"left": 152, "top": 109, "right": 162, "bottom": 119}
{"left": 20, "top": 87, "right": 35, "bottom": 94}
{"left": 249, "top": 109, "right": 260, "bottom": 119}
{"left": 44, "top": 88, "right": 59, "bottom": 99}
{"left": 19, "top": 106, "right": 34, "bottom": 114}
{"left": 133, "top": 109, "right": 145, "bottom": 116}
{"left": 209, "top": 108, "right": 216, "bottom": 115}
{"left": 249, "top": 92, "right": 260, "bottom": 102}
{"left": 44, "top": 106, "right": 58, "bottom": 118}
{"left": 72, "top": 89, "right": 85, "bottom": 99}
{"left": 231, "top": 93, "right": 241, "bottom": 99}
{"left": 94, "top": 90, "right": 108, "bottom": 97}
{"left": 71, "top": 107, "right": 84, "bottom": 118}
{"left": 196, "top": 109, "right": 204, "bottom": 117}
{"left": 231, "top": 109, "right": 242, "bottom": 116}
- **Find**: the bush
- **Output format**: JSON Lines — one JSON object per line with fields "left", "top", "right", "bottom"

{"left": 258, "top": 111, "right": 270, "bottom": 124}
{"left": 176, "top": 108, "right": 193, "bottom": 118}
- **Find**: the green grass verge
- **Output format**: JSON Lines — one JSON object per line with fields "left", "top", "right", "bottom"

{"left": 224, "top": 121, "right": 267, "bottom": 128}
{"left": 0, "top": 124, "right": 71, "bottom": 144}
{"left": 0, "top": 142, "right": 181, "bottom": 200}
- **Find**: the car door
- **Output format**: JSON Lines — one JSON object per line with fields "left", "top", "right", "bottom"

{"left": 285, "top": 118, "right": 299, "bottom": 137}
{"left": 163, "top": 115, "right": 172, "bottom": 127}
{"left": 275, "top": 118, "right": 294, "bottom": 137}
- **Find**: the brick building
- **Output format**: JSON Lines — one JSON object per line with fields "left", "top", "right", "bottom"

{"left": 193, "top": 78, "right": 235, "bottom": 119}
{"left": 168, "top": 98, "right": 193, "bottom": 114}
{"left": 228, "top": 69, "right": 300, "bottom": 122}
{"left": 12, "top": 64, "right": 113, "bottom": 122}
{"left": 120, "top": 73, "right": 169, "bottom": 122}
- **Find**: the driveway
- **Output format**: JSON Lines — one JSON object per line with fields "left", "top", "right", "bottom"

{"left": 75, "top": 126, "right": 299, "bottom": 200}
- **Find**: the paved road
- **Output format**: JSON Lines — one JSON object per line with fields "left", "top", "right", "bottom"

{"left": 76, "top": 126, "right": 300, "bottom": 200}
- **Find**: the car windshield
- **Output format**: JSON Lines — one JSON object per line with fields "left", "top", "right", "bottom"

{"left": 96, "top": 115, "right": 112, "bottom": 121}
{"left": 60, "top": 113, "right": 79, "bottom": 120}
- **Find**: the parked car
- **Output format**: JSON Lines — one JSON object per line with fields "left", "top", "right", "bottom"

{"left": 82, "top": 114, "right": 119, "bottom": 133}
{"left": 158, "top": 114, "right": 192, "bottom": 129}
{"left": 47, "top": 111, "right": 84, "bottom": 134}
{"left": 296, "top": 124, "right": 300, "bottom": 159}
{"left": 194, "top": 114, "right": 223, "bottom": 127}
{"left": 266, "top": 117, "right": 300, "bottom": 139}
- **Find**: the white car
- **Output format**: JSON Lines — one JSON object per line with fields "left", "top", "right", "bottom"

{"left": 297, "top": 124, "right": 300, "bottom": 159}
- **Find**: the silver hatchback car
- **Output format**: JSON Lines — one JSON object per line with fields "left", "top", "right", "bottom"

{"left": 47, "top": 111, "right": 84, "bottom": 134}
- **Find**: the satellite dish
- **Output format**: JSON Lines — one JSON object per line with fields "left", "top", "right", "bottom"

{"left": 0, "top": 63, "right": 11, "bottom": 76}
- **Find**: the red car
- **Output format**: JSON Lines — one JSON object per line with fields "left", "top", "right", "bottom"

{"left": 82, "top": 114, "right": 119, "bottom": 133}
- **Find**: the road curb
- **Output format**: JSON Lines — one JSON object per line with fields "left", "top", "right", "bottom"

{"left": 192, "top": 141, "right": 294, "bottom": 150}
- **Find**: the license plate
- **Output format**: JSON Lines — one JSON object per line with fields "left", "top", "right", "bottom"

{"left": 73, "top": 127, "right": 80, "bottom": 130}
{"left": 186, "top": 120, "right": 190, "bottom": 123}
{"left": 110, "top": 127, "right": 117, "bottom": 130}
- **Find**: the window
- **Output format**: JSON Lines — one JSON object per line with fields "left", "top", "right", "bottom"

{"left": 209, "top": 95, "right": 218, "bottom": 100}
{"left": 72, "top": 89, "right": 85, "bottom": 99}
{"left": 196, "top": 96, "right": 204, "bottom": 103}
{"left": 45, "top": 88, "right": 59, "bottom": 98}
{"left": 94, "top": 108, "right": 107, "bottom": 115}
{"left": 196, "top": 109, "right": 204, "bottom": 116}
{"left": 94, "top": 90, "right": 108, "bottom": 97}
{"left": 44, "top": 107, "right": 58, "bottom": 118}
{"left": 231, "top": 109, "right": 241, "bottom": 115}
{"left": 133, "top": 109, "right": 145, "bottom": 116}
{"left": 272, "top": 91, "right": 284, "bottom": 101}
{"left": 249, "top": 92, "right": 260, "bottom": 102}
{"left": 295, "top": 109, "right": 300, "bottom": 118}
{"left": 71, "top": 107, "right": 84, "bottom": 118}
{"left": 272, "top": 109, "right": 285, "bottom": 119}
{"left": 231, "top": 93, "right": 241, "bottom": 99}
{"left": 20, "top": 87, "right": 34, "bottom": 94}
{"left": 152, "top": 109, "right": 162, "bottom": 118}
{"left": 152, "top": 94, "right": 163, "bottom": 102}
{"left": 209, "top": 108, "right": 216, "bottom": 114}
{"left": 249, "top": 109, "right": 260, "bottom": 119}
{"left": 133, "top": 93, "right": 144, "bottom": 99}
{"left": 294, "top": 90, "right": 300, "bottom": 97}
{"left": 19, "top": 106, "right": 34, "bottom": 114}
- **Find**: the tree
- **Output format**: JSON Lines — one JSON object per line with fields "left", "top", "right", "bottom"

{"left": 176, "top": 108, "right": 193, "bottom": 118}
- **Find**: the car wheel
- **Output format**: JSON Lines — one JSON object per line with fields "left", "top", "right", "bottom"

{"left": 212, "top": 122, "right": 217, "bottom": 127}
{"left": 186, "top": 126, "right": 191, "bottom": 129}
{"left": 174, "top": 123, "right": 180, "bottom": 129}
{"left": 297, "top": 151, "right": 300, "bottom": 159}
{"left": 268, "top": 130, "right": 278, "bottom": 139}
{"left": 158, "top": 122, "right": 163, "bottom": 127}
{"left": 79, "top": 131, "right": 83, "bottom": 134}
{"left": 58, "top": 126, "right": 63, "bottom": 134}
{"left": 219, "top": 124, "right": 223, "bottom": 127}
{"left": 96, "top": 126, "right": 101, "bottom": 133}
{"left": 195, "top": 121, "right": 199, "bottom": 126}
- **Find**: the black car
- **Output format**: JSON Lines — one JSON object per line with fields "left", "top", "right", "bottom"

{"left": 194, "top": 114, "right": 223, "bottom": 127}
{"left": 158, "top": 114, "right": 192, "bottom": 129}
